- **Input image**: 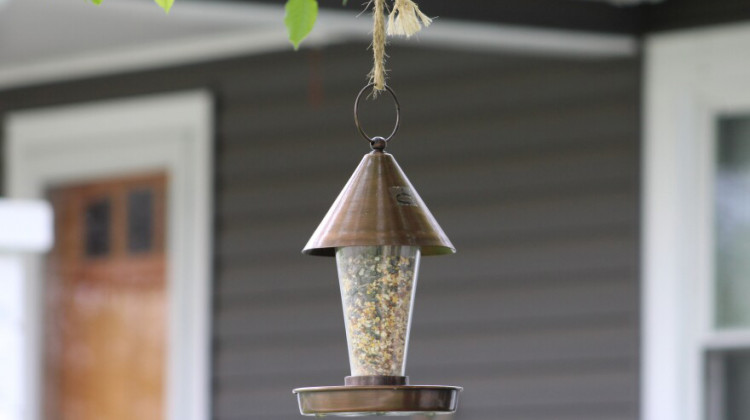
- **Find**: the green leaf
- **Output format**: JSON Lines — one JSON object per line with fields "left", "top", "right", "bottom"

{"left": 154, "top": 0, "right": 175, "bottom": 14}
{"left": 284, "top": 0, "right": 318, "bottom": 50}
{"left": 89, "top": 0, "right": 103, "bottom": 4}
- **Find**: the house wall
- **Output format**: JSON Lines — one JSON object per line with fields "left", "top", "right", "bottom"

{"left": 248, "top": 0, "right": 750, "bottom": 35}
{"left": 0, "top": 43, "right": 640, "bottom": 420}
{"left": 249, "top": 0, "right": 640, "bottom": 34}
{"left": 644, "top": 0, "right": 750, "bottom": 33}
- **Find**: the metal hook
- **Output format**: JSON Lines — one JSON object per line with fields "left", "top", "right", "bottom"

{"left": 353, "top": 83, "right": 401, "bottom": 149}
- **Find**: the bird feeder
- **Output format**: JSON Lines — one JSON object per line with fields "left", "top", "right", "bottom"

{"left": 293, "top": 84, "right": 462, "bottom": 416}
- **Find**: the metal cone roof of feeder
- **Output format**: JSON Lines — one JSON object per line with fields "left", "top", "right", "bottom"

{"left": 302, "top": 148, "right": 455, "bottom": 256}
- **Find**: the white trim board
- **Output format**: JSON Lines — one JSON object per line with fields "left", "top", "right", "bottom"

{"left": 0, "top": 256, "right": 25, "bottom": 420}
{"left": 0, "top": 1, "right": 636, "bottom": 90}
{"left": 0, "top": 200, "right": 52, "bottom": 253}
{"left": 643, "top": 21, "right": 750, "bottom": 420}
{"left": 3, "top": 91, "right": 214, "bottom": 420}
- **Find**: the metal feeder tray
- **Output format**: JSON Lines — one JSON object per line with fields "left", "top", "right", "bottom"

{"left": 293, "top": 383, "right": 462, "bottom": 417}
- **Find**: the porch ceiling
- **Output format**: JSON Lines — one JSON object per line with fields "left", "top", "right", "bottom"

{"left": 0, "top": 0, "right": 639, "bottom": 90}
{"left": 0, "top": 0, "right": 747, "bottom": 89}
{"left": 0, "top": 0, "right": 275, "bottom": 72}
{"left": 0, "top": 0, "right": 636, "bottom": 70}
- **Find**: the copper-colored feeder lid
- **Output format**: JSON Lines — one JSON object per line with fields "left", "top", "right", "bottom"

{"left": 303, "top": 150, "right": 455, "bottom": 256}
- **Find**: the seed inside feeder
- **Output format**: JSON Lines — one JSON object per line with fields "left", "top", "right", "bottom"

{"left": 336, "top": 245, "right": 420, "bottom": 377}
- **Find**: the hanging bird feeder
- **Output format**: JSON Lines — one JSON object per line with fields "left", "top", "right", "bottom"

{"left": 292, "top": 84, "right": 462, "bottom": 416}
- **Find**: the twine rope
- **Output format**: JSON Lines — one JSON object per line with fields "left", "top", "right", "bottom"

{"left": 369, "top": 0, "right": 431, "bottom": 94}
{"left": 369, "top": 0, "right": 387, "bottom": 93}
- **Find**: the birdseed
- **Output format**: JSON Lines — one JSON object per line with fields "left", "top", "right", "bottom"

{"left": 336, "top": 246, "right": 419, "bottom": 376}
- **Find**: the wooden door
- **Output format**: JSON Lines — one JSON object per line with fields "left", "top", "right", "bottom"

{"left": 43, "top": 173, "right": 167, "bottom": 420}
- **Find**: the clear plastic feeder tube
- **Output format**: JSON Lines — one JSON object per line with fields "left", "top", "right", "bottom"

{"left": 336, "top": 245, "right": 421, "bottom": 377}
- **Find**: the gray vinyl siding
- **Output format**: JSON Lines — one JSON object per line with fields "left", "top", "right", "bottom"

{"left": 249, "top": 0, "right": 640, "bottom": 34}
{"left": 0, "top": 43, "right": 640, "bottom": 420}
{"left": 644, "top": 0, "right": 750, "bottom": 33}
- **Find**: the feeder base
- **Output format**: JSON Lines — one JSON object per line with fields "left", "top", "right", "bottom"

{"left": 292, "top": 385, "right": 461, "bottom": 417}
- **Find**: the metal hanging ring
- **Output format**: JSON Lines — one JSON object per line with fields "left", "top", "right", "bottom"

{"left": 353, "top": 83, "right": 401, "bottom": 146}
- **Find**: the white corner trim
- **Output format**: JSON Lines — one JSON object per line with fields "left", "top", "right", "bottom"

{"left": 643, "top": 21, "right": 750, "bottom": 420}
{"left": 0, "top": 200, "right": 52, "bottom": 253}
{"left": 0, "top": 256, "right": 25, "bottom": 420}
{"left": 3, "top": 90, "right": 214, "bottom": 420}
{"left": 0, "top": 2, "right": 635, "bottom": 90}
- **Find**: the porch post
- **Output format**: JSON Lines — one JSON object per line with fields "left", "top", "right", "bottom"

{"left": 0, "top": 199, "right": 52, "bottom": 420}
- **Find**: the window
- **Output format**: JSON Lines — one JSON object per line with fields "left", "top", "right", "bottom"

{"left": 704, "top": 117, "right": 750, "bottom": 420}
{"left": 645, "top": 24, "right": 750, "bottom": 420}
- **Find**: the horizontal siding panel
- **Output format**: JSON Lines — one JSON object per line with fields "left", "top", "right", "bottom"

{"left": 218, "top": 64, "right": 637, "bottom": 137}
{"left": 215, "top": 323, "right": 636, "bottom": 379}
{"left": 214, "top": 244, "right": 637, "bottom": 310}
{"left": 215, "top": 272, "right": 636, "bottom": 339}
{"left": 455, "top": 406, "right": 636, "bottom": 420}
{"left": 217, "top": 44, "right": 557, "bottom": 103}
{"left": 216, "top": 258, "right": 633, "bottom": 300}
{"left": 216, "top": 192, "right": 636, "bottom": 261}
{"left": 218, "top": 109, "right": 638, "bottom": 181}
{"left": 218, "top": 92, "right": 636, "bottom": 150}
{"left": 216, "top": 144, "right": 636, "bottom": 224}
{"left": 215, "top": 406, "right": 635, "bottom": 420}
{"left": 217, "top": 50, "right": 636, "bottom": 106}
{"left": 217, "top": 137, "right": 636, "bottom": 193}
{"left": 453, "top": 370, "right": 638, "bottom": 408}
{"left": 215, "top": 234, "right": 637, "bottom": 286}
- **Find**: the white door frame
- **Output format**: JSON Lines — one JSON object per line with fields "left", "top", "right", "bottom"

{"left": 0, "top": 200, "right": 52, "bottom": 420}
{"left": 644, "top": 22, "right": 750, "bottom": 420}
{"left": 3, "top": 90, "right": 214, "bottom": 420}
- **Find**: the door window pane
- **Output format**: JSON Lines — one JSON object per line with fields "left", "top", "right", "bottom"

{"left": 715, "top": 117, "right": 750, "bottom": 328}
{"left": 127, "top": 189, "right": 154, "bottom": 253}
{"left": 707, "top": 351, "right": 750, "bottom": 420}
{"left": 84, "top": 198, "right": 110, "bottom": 258}
{"left": 725, "top": 352, "right": 750, "bottom": 420}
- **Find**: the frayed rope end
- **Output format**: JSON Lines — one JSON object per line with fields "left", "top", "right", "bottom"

{"left": 386, "top": 0, "right": 432, "bottom": 38}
